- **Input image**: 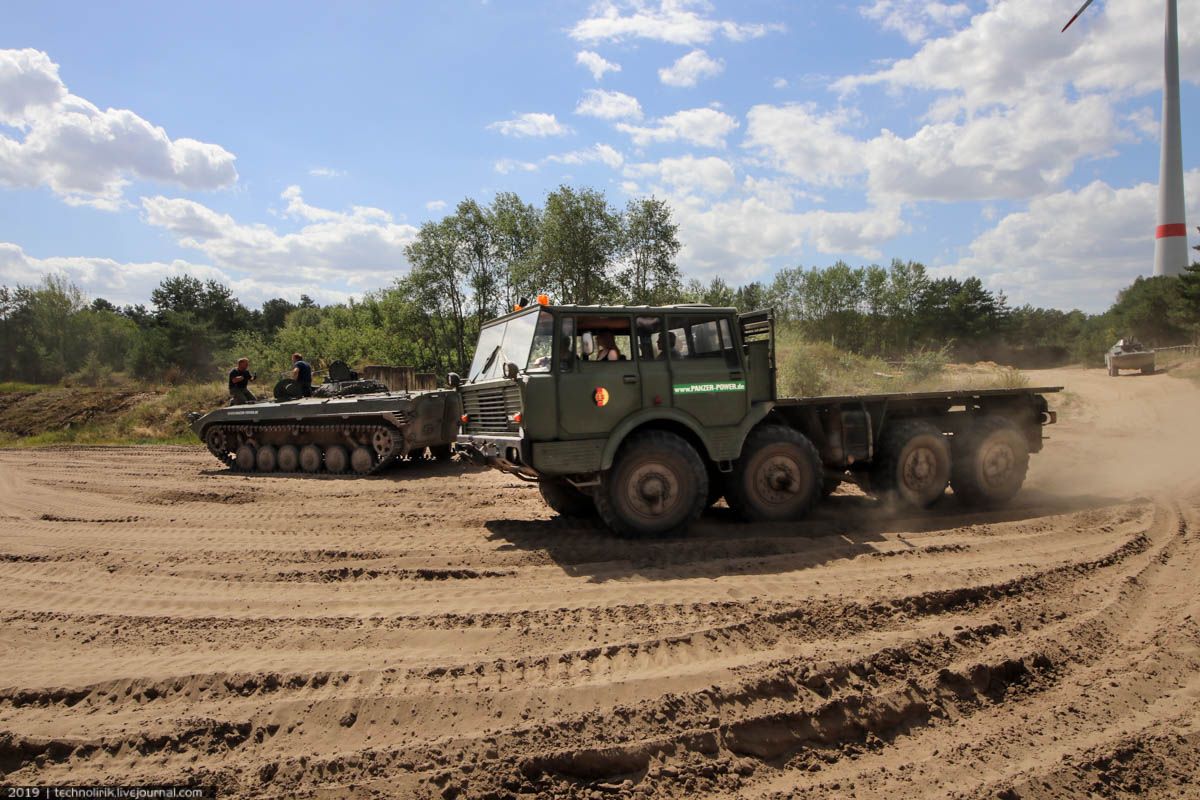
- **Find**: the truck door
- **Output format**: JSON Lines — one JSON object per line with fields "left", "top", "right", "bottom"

{"left": 556, "top": 315, "right": 641, "bottom": 437}
{"left": 634, "top": 315, "right": 671, "bottom": 412}
{"left": 667, "top": 314, "right": 747, "bottom": 428}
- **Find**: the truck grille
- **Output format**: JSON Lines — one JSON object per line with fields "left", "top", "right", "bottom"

{"left": 462, "top": 384, "right": 521, "bottom": 434}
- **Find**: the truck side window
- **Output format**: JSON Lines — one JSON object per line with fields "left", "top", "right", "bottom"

{"left": 667, "top": 316, "right": 729, "bottom": 362}
{"left": 575, "top": 316, "right": 633, "bottom": 364}
{"left": 635, "top": 316, "right": 664, "bottom": 360}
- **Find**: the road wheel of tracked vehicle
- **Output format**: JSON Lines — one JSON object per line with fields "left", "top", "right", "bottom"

{"left": 872, "top": 420, "right": 951, "bottom": 508}
{"left": 325, "top": 445, "right": 349, "bottom": 474}
{"left": 727, "top": 425, "right": 822, "bottom": 522}
{"left": 538, "top": 479, "right": 596, "bottom": 517}
{"left": 351, "top": 446, "right": 374, "bottom": 475}
{"left": 594, "top": 430, "right": 707, "bottom": 538}
{"left": 277, "top": 445, "right": 299, "bottom": 473}
{"left": 235, "top": 443, "right": 257, "bottom": 472}
{"left": 951, "top": 415, "right": 1029, "bottom": 508}
{"left": 255, "top": 444, "right": 278, "bottom": 473}
{"left": 428, "top": 444, "right": 454, "bottom": 461}
{"left": 299, "top": 444, "right": 323, "bottom": 473}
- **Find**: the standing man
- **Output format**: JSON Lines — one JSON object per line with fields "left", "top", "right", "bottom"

{"left": 291, "top": 353, "right": 313, "bottom": 397}
{"left": 228, "top": 358, "right": 256, "bottom": 405}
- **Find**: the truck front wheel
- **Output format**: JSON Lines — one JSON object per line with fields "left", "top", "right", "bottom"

{"left": 595, "top": 430, "right": 707, "bottom": 538}
{"left": 951, "top": 416, "right": 1029, "bottom": 508}
{"left": 727, "top": 425, "right": 822, "bottom": 522}
{"left": 538, "top": 478, "right": 596, "bottom": 518}
{"left": 872, "top": 420, "right": 951, "bottom": 508}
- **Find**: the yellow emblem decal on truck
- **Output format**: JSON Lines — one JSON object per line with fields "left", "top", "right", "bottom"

{"left": 594, "top": 387, "right": 610, "bottom": 407}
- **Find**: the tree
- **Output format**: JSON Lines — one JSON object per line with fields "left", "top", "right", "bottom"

{"left": 620, "top": 197, "right": 682, "bottom": 304}
{"left": 451, "top": 198, "right": 505, "bottom": 324}
{"left": 489, "top": 192, "right": 541, "bottom": 306}
{"left": 405, "top": 218, "right": 472, "bottom": 372}
{"left": 536, "top": 185, "right": 622, "bottom": 304}
{"left": 259, "top": 298, "right": 298, "bottom": 335}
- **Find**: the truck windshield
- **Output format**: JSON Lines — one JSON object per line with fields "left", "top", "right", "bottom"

{"left": 468, "top": 308, "right": 552, "bottom": 382}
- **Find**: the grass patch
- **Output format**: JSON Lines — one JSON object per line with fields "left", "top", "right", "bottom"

{"left": 0, "top": 381, "right": 54, "bottom": 394}
{"left": 776, "top": 331, "right": 1033, "bottom": 398}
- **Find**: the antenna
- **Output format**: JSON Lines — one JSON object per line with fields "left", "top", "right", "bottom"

{"left": 1062, "top": 0, "right": 1188, "bottom": 277}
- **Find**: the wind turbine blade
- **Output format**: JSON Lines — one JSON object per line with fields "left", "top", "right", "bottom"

{"left": 1061, "top": 0, "right": 1096, "bottom": 32}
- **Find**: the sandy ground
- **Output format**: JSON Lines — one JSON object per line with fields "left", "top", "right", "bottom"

{"left": 1, "top": 366, "right": 1199, "bottom": 799}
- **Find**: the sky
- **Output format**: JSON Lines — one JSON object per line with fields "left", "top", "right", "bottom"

{"left": 1, "top": 0, "right": 1198, "bottom": 313}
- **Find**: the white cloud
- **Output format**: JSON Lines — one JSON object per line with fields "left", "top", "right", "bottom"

{"left": 493, "top": 158, "right": 540, "bottom": 174}
{"left": 744, "top": 92, "right": 1126, "bottom": 203}
{"left": 308, "top": 167, "right": 346, "bottom": 178}
{"left": 0, "top": 241, "right": 353, "bottom": 307}
{"left": 860, "top": 0, "right": 970, "bottom": 44}
{"left": 772, "top": 77, "right": 788, "bottom": 89}
{"left": 658, "top": 49, "right": 724, "bottom": 87}
{"left": 140, "top": 187, "right": 417, "bottom": 287}
{"left": 744, "top": 104, "right": 865, "bottom": 187}
{"left": 950, "top": 170, "right": 1200, "bottom": 311}
{"left": 425, "top": 199, "right": 447, "bottom": 211}
{"left": 0, "top": 48, "right": 237, "bottom": 209}
{"left": 570, "top": 0, "right": 782, "bottom": 45}
{"left": 546, "top": 143, "right": 625, "bottom": 170}
{"left": 576, "top": 50, "right": 621, "bottom": 81}
{"left": 625, "top": 154, "right": 736, "bottom": 196}
{"left": 575, "top": 89, "right": 643, "bottom": 120}
{"left": 616, "top": 107, "right": 738, "bottom": 148}
{"left": 486, "top": 112, "right": 571, "bottom": 138}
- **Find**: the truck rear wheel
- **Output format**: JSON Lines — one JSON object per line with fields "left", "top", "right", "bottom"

{"left": 594, "top": 430, "right": 707, "bottom": 538}
{"left": 872, "top": 420, "right": 951, "bottom": 508}
{"left": 951, "top": 416, "right": 1029, "bottom": 508}
{"left": 727, "top": 425, "right": 822, "bottom": 522}
{"left": 538, "top": 479, "right": 596, "bottom": 518}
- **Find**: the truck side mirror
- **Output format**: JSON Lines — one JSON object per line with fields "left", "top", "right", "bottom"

{"left": 580, "top": 332, "right": 595, "bottom": 357}
{"left": 447, "top": 372, "right": 461, "bottom": 388}
{"left": 503, "top": 362, "right": 520, "bottom": 380}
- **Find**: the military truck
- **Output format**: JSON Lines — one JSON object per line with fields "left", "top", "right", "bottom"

{"left": 1104, "top": 338, "right": 1155, "bottom": 377}
{"left": 191, "top": 385, "right": 462, "bottom": 475}
{"left": 456, "top": 304, "right": 1061, "bottom": 536}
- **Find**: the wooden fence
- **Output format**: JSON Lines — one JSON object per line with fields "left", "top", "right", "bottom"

{"left": 361, "top": 365, "right": 441, "bottom": 393}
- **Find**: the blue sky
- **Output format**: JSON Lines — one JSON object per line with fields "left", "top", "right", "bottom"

{"left": 1, "top": 0, "right": 1198, "bottom": 312}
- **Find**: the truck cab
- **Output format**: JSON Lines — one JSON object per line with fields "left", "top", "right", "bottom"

{"left": 458, "top": 303, "right": 1060, "bottom": 537}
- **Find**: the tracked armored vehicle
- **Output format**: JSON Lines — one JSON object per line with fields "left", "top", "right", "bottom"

{"left": 191, "top": 385, "right": 462, "bottom": 475}
{"left": 1105, "top": 338, "right": 1155, "bottom": 377}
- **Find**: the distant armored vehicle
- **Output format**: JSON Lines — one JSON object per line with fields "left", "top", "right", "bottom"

{"left": 1105, "top": 338, "right": 1155, "bottom": 377}
{"left": 190, "top": 378, "right": 462, "bottom": 475}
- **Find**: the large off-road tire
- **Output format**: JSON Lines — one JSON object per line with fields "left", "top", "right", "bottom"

{"left": 350, "top": 446, "right": 375, "bottom": 475}
{"left": 538, "top": 479, "right": 596, "bottom": 518}
{"left": 325, "top": 445, "right": 349, "bottom": 474}
{"left": 951, "top": 415, "right": 1029, "bottom": 508}
{"left": 277, "top": 445, "right": 300, "bottom": 473}
{"left": 872, "top": 419, "right": 951, "bottom": 508}
{"left": 428, "top": 444, "right": 454, "bottom": 461}
{"left": 299, "top": 444, "right": 322, "bottom": 473}
{"left": 726, "top": 425, "right": 822, "bottom": 522}
{"left": 255, "top": 444, "right": 278, "bottom": 473}
{"left": 594, "top": 430, "right": 707, "bottom": 538}
{"left": 235, "top": 443, "right": 256, "bottom": 472}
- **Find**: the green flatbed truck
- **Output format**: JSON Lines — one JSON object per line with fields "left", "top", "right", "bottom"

{"left": 455, "top": 304, "right": 1061, "bottom": 537}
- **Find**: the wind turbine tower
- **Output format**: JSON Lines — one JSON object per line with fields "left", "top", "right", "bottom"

{"left": 1064, "top": 0, "right": 1188, "bottom": 277}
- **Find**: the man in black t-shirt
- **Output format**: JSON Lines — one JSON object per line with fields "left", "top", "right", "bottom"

{"left": 228, "top": 358, "right": 256, "bottom": 405}
{"left": 291, "top": 353, "right": 313, "bottom": 396}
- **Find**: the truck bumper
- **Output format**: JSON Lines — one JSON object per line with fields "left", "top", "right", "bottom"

{"left": 456, "top": 433, "right": 538, "bottom": 479}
